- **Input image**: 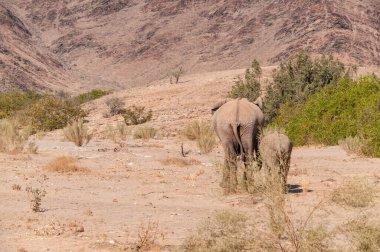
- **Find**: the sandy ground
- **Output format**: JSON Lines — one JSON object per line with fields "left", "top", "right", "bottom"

{"left": 1, "top": 68, "right": 380, "bottom": 251}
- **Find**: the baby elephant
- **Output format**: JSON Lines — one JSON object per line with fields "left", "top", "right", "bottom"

{"left": 259, "top": 132, "right": 293, "bottom": 193}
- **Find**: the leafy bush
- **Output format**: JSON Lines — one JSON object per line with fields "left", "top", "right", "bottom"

{"left": 275, "top": 76, "right": 380, "bottom": 157}
{"left": 63, "top": 118, "right": 92, "bottom": 147}
{"left": 105, "top": 97, "right": 125, "bottom": 116}
{"left": 264, "top": 51, "right": 345, "bottom": 123}
{"left": 0, "top": 90, "right": 41, "bottom": 119}
{"left": 228, "top": 59, "right": 262, "bottom": 102}
{"left": 28, "top": 96, "right": 87, "bottom": 132}
{"left": 73, "top": 89, "right": 110, "bottom": 104}
{"left": 122, "top": 106, "right": 152, "bottom": 125}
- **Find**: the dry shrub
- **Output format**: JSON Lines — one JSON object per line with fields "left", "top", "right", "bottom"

{"left": 339, "top": 136, "right": 370, "bottom": 156}
{"left": 182, "top": 211, "right": 271, "bottom": 252}
{"left": 26, "top": 176, "right": 47, "bottom": 213}
{"left": 342, "top": 217, "right": 380, "bottom": 251}
{"left": 183, "top": 121, "right": 217, "bottom": 153}
{"left": 105, "top": 122, "right": 130, "bottom": 142}
{"left": 0, "top": 118, "right": 31, "bottom": 153}
{"left": 197, "top": 126, "right": 217, "bottom": 154}
{"left": 133, "top": 221, "right": 163, "bottom": 251}
{"left": 122, "top": 105, "right": 152, "bottom": 125}
{"left": 105, "top": 97, "right": 125, "bottom": 116}
{"left": 12, "top": 184, "right": 22, "bottom": 191}
{"left": 44, "top": 156, "right": 90, "bottom": 174}
{"left": 133, "top": 127, "right": 157, "bottom": 140}
{"left": 246, "top": 163, "right": 330, "bottom": 251}
{"left": 183, "top": 121, "right": 202, "bottom": 140}
{"left": 159, "top": 157, "right": 201, "bottom": 167}
{"left": 63, "top": 118, "right": 92, "bottom": 147}
{"left": 332, "top": 178, "right": 375, "bottom": 208}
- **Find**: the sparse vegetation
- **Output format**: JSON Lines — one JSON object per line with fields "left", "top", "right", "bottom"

{"left": 105, "top": 97, "right": 125, "bottom": 116}
{"left": 342, "top": 217, "right": 380, "bottom": 251}
{"left": 276, "top": 76, "right": 380, "bottom": 157}
{"left": 12, "top": 184, "right": 21, "bottom": 191}
{"left": 332, "top": 178, "right": 375, "bottom": 208}
{"left": 183, "top": 121, "right": 203, "bottom": 140}
{"left": 133, "top": 127, "right": 157, "bottom": 140}
{"left": 28, "top": 96, "right": 87, "bottom": 132}
{"left": 228, "top": 59, "right": 262, "bottom": 102}
{"left": 26, "top": 176, "right": 48, "bottom": 212}
{"left": 44, "top": 156, "right": 90, "bottom": 173}
{"left": 196, "top": 125, "right": 217, "bottom": 154}
{"left": 105, "top": 122, "right": 130, "bottom": 142}
{"left": 63, "top": 118, "right": 92, "bottom": 147}
{"left": 0, "top": 90, "right": 41, "bottom": 119}
{"left": 183, "top": 121, "right": 217, "bottom": 154}
{"left": 73, "top": 89, "right": 110, "bottom": 104}
{"left": 339, "top": 136, "right": 370, "bottom": 156}
{"left": 122, "top": 105, "right": 152, "bottom": 125}
{"left": 170, "top": 66, "right": 184, "bottom": 84}
{"left": 182, "top": 211, "right": 267, "bottom": 252}
{"left": 134, "top": 221, "right": 163, "bottom": 251}
{"left": 160, "top": 157, "right": 201, "bottom": 167}
{"left": 0, "top": 118, "right": 31, "bottom": 153}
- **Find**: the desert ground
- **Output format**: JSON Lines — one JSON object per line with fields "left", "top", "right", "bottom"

{"left": 1, "top": 68, "right": 380, "bottom": 251}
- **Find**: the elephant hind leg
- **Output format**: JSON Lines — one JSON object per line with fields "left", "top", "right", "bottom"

{"left": 222, "top": 143, "right": 238, "bottom": 193}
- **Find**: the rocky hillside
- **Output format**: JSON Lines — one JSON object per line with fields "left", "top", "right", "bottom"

{"left": 1, "top": 0, "right": 379, "bottom": 91}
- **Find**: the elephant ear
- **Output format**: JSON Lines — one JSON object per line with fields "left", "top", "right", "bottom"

{"left": 253, "top": 96, "right": 263, "bottom": 110}
{"left": 211, "top": 100, "right": 227, "bottom": 114}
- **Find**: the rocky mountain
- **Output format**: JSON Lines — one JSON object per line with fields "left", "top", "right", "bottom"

{"left": 1, "top": 0, "right": 379, "bottom": 91}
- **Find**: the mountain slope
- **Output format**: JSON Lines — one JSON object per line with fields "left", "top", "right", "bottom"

{"left": 3, "top": 0, "right": 380, "bottom": 90}
{"left": 0, "top": 4, "right": 79, "bottom": 92}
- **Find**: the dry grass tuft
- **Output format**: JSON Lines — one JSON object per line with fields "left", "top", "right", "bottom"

{"left": 133, "top": 127, "right": 157, "bottom": 140}
{"left": 105, "top": 122, "right": 130, "bottom": 142}
{"left": 183, "top": 121, "right": 202, "bottom": 140}
{"left": 182, "top": 210, "right": 272, "bottom": 251}
{"left": 182, "top": 120, "right": 217, "bottom": 154}
{"left": 339, "top": 136, "right": 370, "bottom": 156}
{"left": 160, "top": 157, "right": 201, "bottom": 167}
{"left": 44, "top": 156, "right": 90, "bottom": 174}
{"left": 332, "top": 178, "right": 375, "bottom": 208}
{"left": 342, "top": 217, "right": 380, "bottom": 251}
{"left": 0, "top": 118, "right": 31, "bottom": 153}
{"left": 63, "top": 118, "right": 92, "bottom": 147}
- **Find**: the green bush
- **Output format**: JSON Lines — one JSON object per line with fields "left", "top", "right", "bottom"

{"left": 264, "top": 51, "right": 345, "bottom": 123}
{"left": 73, "top": 89, "right": 110, "bottom": 104}
{"left": 122, "top": 106, "right": 152, "bottom": 125}
{"left": 0, "top": 90, "right": 41, "bottom": 119}
{"left": 28, "top": 96, "right": 87, "bottom": 131}
{"left": 275, "top": 76, "right": 380, "bottom": 157}
{"left": 228, "top": 59, "right": 262, "bottom": 102}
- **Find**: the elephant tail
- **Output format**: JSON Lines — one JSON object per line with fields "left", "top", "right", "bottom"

{"left": 233, "top": 98, "right": 244, "bottom": 155}
{"left": 232, "top": 123, "right": 244, "bottom": 155}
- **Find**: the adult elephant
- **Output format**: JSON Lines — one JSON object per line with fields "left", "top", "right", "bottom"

{"left": 211, "top": 97, "right": 264, "bottom": 193}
